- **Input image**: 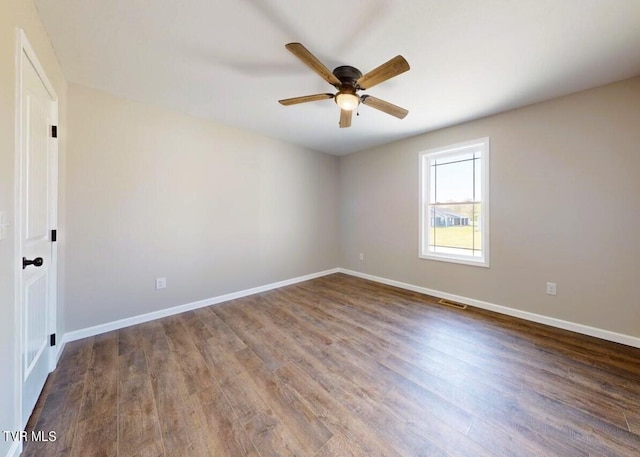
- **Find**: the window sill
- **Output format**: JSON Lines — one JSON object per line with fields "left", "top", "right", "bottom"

{"left": 419, "top": 252, "right": 490, "bottom": 268}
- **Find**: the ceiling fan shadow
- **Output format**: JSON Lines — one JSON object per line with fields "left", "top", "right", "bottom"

{"left": 179, "top": 42, "right": 309, "bottom": 78}
{"left": 216, "top": 60, "right": 307, "bottom": 77}
{"left": 333, "top": 0, "right": 390, "bottom": 54}
{"left": 240, "top": 0, "right": 308, "bottom": 43}
{"left": 241, "top": 0, "right": 391, "bottom": 56}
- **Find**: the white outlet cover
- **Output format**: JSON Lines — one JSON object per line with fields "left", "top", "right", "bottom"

{"left": 546, "top": 282, "right": 557, "bottom": 295}
{"left": 156, "top": 277, "right": 166, "bottom": 290}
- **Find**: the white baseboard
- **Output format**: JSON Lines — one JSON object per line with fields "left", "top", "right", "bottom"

{"left": 51, "top": 336, "right": 67, "bottom": 367}
{"left": 59, "top": 266, "right": 640, "bottom": 351}
{"left": 338, "top": 268, "right": 640, "bottom": 349}
{"left": 63, "top": 268, "right": 340, "bottom": 343}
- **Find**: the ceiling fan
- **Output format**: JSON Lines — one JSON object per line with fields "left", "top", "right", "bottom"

{"left": 278, "top": 43, "right": 410, "bottom": 128}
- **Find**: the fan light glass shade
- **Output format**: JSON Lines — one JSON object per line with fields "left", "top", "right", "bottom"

{"left": 335, "top": 93, "right": 360, "bottom": 111}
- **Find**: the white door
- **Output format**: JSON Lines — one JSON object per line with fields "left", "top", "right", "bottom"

{"left": 17, "top": 31, "right": 58, "bottom": 427}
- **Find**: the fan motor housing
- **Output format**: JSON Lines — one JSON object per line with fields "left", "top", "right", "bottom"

{"left": 333, "top": 65, "right": 363, "bottom": 88}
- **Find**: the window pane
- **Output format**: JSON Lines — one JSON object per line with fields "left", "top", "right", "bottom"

{"left": 429, "top": 203, "right": 481, "bottom": 254}
{"left": 430, "top": 163, "right": 436, "bottom": 203}
{"left": 432, "top": 156, "right": 474, "bottom": 203}
{"left": 474, "top": 156, "right": 482, "bottom": 201}
{"left": 433, "top": 151, "right": 474, "bottom": 166}
{"left": 419, "top": 138, "right": 489, "bottom": 266}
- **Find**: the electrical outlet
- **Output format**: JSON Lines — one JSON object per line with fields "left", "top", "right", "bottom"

{"left": 546, "top": 282, "right": 557, "bottom": 296}
{"left": 359, "top": 253, "right": 364, "bottom": 261}
{"left": 155, "top": 277, "right": 166, "bottom": 290}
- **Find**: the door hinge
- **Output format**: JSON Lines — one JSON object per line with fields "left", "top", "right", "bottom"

{"left": 50, "top": 334, "right": 56, "bottom": 346}
{"left": 51, "top": 125, "right": 57, "bottom": 138}
{"left": 51, "top": 229, "right": 57, "bottom": 242}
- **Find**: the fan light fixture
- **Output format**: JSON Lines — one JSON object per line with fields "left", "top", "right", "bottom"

{"left": 335, "top": 92, "right": 360, "bottom": 111}
{"left": 278, "top": 43, "right": 410, "bottom": 128}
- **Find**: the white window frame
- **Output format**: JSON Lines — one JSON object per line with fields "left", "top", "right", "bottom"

{"left": 419, "top": 137, "right": 490, "bottom": 267}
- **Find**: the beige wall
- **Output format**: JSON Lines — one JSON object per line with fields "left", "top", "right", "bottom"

{"left": 340, "top": 76, "right": 640, "bottom": 338}
{"left": 65, "top": 84, "right": 339, "bottom": 332}
{"left": 1, "top": 5, "right": 638, "bottom": 446}
{"left": 0, "top": 0, "right": 67, "bottom": 453}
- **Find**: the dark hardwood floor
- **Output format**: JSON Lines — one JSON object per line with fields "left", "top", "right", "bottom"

{"left": 24, "top": 273, "right": 640, "bottom": 456}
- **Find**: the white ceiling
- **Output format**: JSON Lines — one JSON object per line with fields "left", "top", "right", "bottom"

{"left": 35, "top": 0, "right": 640, "bottom": 155}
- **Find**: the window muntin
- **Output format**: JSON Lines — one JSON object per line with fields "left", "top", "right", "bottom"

{"left": 419, "top": 138, "right": 489, "bottom": 267}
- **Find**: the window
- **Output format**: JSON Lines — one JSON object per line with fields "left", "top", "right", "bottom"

{"left": 419, "top": 137, "right": 490, "bottom": 267}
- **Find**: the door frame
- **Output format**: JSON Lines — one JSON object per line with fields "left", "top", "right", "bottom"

{"left": 14, "top": 28, "right": 59, "bottom": 430}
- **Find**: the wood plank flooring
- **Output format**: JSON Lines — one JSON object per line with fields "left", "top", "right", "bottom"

{"left": 24, "top": 273, "right": 640, "bottom": 456}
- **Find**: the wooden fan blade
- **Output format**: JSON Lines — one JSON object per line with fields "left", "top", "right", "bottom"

{"left": 361, "top": 95, "right": 408, "bottom": 119}
{"left": 279, "top": 93, "right": 334, "bottom": 106}
{"left": 339, "top": 109, "right": 353, "bottom": 128}
{"left": 356, "top": 55, "right": 410, "bottom": 90}
{"left": 285, "top": 43, "right": 342, "bottom": 87}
